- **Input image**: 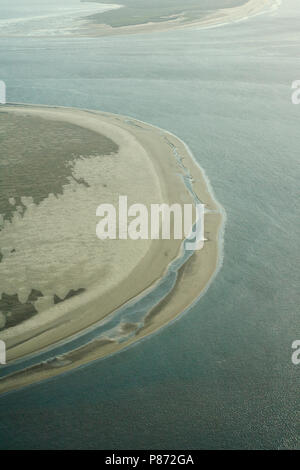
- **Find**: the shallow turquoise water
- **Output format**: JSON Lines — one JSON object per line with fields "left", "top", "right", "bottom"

{"left": 0, "top": 0, "right": 299, "bottom": 449}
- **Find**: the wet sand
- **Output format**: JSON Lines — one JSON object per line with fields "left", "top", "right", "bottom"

{"left": 0, "top": 104, "right": 223, "bottom": 394}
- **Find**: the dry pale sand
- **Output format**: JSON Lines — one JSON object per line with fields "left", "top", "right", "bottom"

{"left": 0, "top": 104, "right": 223, "bottom": 394}
{"left": 80, "top": 0, "right": 280, "bottom": 37}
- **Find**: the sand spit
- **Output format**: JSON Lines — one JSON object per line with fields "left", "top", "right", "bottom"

{"left": 80, "top": 0, "right": 281, "bottom": 37}
{"left": 0, "top": 104, "right": 224, "bottom": 394}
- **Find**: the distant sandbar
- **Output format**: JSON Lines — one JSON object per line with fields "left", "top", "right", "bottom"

{"left": 79, "top": 0, "right": 281, "bottom": 37}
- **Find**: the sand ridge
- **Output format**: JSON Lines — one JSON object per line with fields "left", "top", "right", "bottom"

{"left": 79, "top": 0, "right": 281, "bottom": 37}
{"left": 0, "top": 104, "right": 224, "bottom": 394}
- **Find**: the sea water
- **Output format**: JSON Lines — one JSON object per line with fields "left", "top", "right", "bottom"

{"left": 0, "top": 0, "right": 299, "bottom": 450}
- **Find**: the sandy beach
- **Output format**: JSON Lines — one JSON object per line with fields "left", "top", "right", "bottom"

{"left": 0, "top": 104, "right": 223, "bottom": 394}
{"left": 80, "top": 0, "right": 281, "bottom": 37}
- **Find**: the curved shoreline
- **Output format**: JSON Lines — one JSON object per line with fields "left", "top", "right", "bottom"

{"left": 0, "top": 104, "right": 224, "bottom": 394}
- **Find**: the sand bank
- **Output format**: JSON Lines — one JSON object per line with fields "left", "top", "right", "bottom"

{"left": 80, "top": 0, "right": 281, "bottom": 37}
{"left": 0, "top": 104, "right": 224, "bottom": 394}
